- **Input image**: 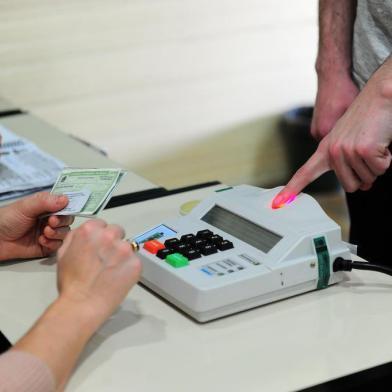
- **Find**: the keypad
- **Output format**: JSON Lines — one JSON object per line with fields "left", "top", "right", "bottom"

{"left": 145, "top": 231, "right": 234, "bottom": 268}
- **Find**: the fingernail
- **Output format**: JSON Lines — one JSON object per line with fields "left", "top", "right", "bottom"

{"left": 272, "top": 193, "right": 296, "bottom": 209}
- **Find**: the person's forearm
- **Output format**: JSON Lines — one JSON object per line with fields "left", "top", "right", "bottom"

{"left": 316, "top": 0, "right": 357, "bottom": 77}
{"left": 0, "top": 350, "right": 55, "bottom": 392}
{"left": 359, "top": 54, "right": 392, "bottom": 106}
{"left": 371, "top": 54, "right": 392, "bottom": 87}
{"left": 13, "top": 296, "right": 102, "bottom": 390}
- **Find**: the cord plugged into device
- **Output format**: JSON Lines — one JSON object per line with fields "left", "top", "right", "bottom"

{"left": 333, "top": 257, "right": 392, "bottom": 277}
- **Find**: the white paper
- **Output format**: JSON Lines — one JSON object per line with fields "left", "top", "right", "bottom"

{"left": 0, "top": 187, "right": 52, "bottom": 202}
{"left": 54, "top": 190, "right": 91, "bottom": 215}
{"left": 0, "top": 125, "right": 65, "bottom": 195}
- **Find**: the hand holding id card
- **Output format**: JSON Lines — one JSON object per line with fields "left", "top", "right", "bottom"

{"left": 50, "top": 168, "right": 126, "bottom": 216}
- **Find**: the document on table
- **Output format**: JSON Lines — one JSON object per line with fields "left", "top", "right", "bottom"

{"left": 51, "top": 168, "right": 126, "bottom": 216}
{"left": 0, "top": 125, "right": 65, "bottom": 200}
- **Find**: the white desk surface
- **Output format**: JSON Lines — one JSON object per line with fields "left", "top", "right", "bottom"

{"left": 0, "top": 114, "right": 157, "bottom": 199}
{"left": 0, "top": 97, "right": 16, "bottom": 113}
{"left": 1, "top": 184, "right": 392, "bottom": 392}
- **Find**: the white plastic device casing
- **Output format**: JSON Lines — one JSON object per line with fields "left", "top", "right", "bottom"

{"left": 136, "top": 185, "right": 350, "bottom": 322}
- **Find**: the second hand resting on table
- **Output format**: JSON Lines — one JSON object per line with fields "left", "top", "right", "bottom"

{"left": 0, "top": 191, "right": 142, "bottom": 391}
{"left": 273, "top": 59, "right": 392, "bottom": 207}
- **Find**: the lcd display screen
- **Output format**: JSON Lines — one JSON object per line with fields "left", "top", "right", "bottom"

{"left": 201, "top": 205, "right": 282, "bottom": 253}
{"left": 134, "top": 224, "right": 177, "bottom": 244}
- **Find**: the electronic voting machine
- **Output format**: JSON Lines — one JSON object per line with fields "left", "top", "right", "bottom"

{"left": 133, "top": 185, "right": 350, "bottom": 322}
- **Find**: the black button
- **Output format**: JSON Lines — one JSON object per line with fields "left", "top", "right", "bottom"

{"left": 156, "top": 248, "right": 175, "bottom": 259}
{"left": 181, "top": 234, "right": 196, "bottom": 243}
{"left": 176, "top": 243, "right": 190, "bottom": 253}
{"left": 216, "top": 240, "right": 234, "bottom": 251}
{"left": 196, "top": 229, "right": 214, "bottom": 239}
{"left": 193, "top": 238, "right": 207, "bottom": 250}
{"left": 183, "top": 248, "right": 201, "bottom": 260}
{"left": 164, "top": 238, "right": 181, "bottom": 249}
{"left": 209, "top": 234, "right": 223, "bottom": 245}
{"left": 200, "top": 243, "right": 218, "bottom": 256}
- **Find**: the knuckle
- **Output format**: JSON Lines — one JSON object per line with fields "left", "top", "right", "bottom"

{"left": 328, "top": 144, "right": 341, "bottom": 160}
{"left": 355, "top": 143, "right": 371, "bottom": 158}
{"left": 101, "top": 229, "right": 117, "bottom": 245}
{"left": 79, "top": 220, "right": 97, "bottom": 237}
{"left": 79, "top": 223, "right": 90, "bottom": 235}
{"left": 85, "top": 219, "right": 99, "bottom": 230}
{"left": 114, "top": 224, "right": 125, "bottom": 237}
{"left": 44, "top": 225, "right": 54, "bottom": 237}
{"left": 116, "top": 241, "right": 132, "bottom": 258}
{"left": 107, "top": 225, "right": 124, "bottom": 239}
{"left": 95, "top": 218, "right": 107, "bottom": 226}
{"left": 345, "top": 181, "right": 358, "bottom": 193}
{"left": 380, "top": 158, "right": 391, "bottom": 171}
{"left": 361, "top": 182, "right": 373, "bottom": 191}
{"left": 341, "top": 144, "right": 352, "bottom": 157}
{"left": 369, "top": 158, "right": 389, "bottom": 175}
{"left": 48, "top": 215, "right": 59, "bottom": 227}
{"left": 375, "top": 165, "right": 388, "bottom": 176}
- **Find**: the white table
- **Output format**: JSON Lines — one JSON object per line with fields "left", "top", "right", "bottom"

{"left": 0, "top": 97, "right": 18, "bottom": 113}
{"left": 1, "top": 184, "right": 392, "bottom": 392}
{"left": 0, "top": 113, "right": 157, "bottom": 202}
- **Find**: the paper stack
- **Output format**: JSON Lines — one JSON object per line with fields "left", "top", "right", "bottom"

{"left": 0, "top": 125, "right": 65, "bottom": 201}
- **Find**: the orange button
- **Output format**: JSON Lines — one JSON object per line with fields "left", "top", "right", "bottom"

{"left": 143, "top": 240, "right": 166, "bottom": 254}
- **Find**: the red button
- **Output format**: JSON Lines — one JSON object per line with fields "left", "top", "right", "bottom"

{"left": 143, "top": 240, "right": 165, "bottom": 254}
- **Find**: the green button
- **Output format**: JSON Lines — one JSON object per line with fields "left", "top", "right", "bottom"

{"left": 165, "top": 253, "right": 189, "bottom": 268}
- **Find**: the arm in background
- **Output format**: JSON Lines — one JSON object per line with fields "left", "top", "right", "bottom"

{"left": 312, "top": 0, "right": 359, "bottom": 141}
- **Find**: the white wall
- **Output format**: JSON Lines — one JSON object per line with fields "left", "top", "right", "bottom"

{"left": 0, "top": 0, "right": 318, "bottom": 185}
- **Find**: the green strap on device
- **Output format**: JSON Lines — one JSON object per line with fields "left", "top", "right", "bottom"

{"left": 314, "top": 236, "right": 330, "bottom": 289}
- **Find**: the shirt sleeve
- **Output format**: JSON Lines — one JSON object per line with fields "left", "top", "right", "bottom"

{"left": 0, "top": 350, "right": 55, "bottom": 392}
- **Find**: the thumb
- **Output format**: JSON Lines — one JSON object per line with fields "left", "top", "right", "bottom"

{"left": 17, "top": 192, "right": 69, "bottom": 218}
{"left": 272, "top": 148, "right": 330, "bottom": 209}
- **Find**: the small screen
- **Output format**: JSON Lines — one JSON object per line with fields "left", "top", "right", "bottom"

{"left": 134, "top": 224, "right": 177, "bottom": 244}
{"left": 201, "top": 205, "right": 282, "bottom": 253}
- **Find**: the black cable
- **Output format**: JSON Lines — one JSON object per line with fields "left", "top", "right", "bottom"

{"left": 333, "top": 257, "right": 392, "bottom": 277}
